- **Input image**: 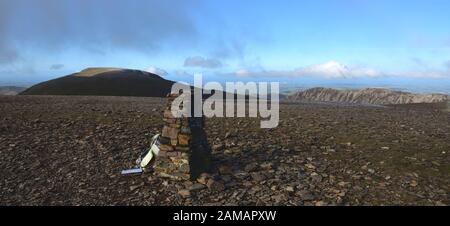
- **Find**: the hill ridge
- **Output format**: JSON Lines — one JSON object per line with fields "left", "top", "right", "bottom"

{"left": 20, "top": 68, "right": 174, "bottom": 97}
{"left": 286, "top": 87, "right": 449, "bottom": 105}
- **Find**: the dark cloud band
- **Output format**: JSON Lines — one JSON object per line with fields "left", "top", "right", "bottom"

{"left": 0, "top": 0, "right": 199, "bottom": 63}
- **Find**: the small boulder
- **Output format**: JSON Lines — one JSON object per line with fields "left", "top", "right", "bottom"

{"left": 189, "top": 183, "right": 206, "bottom": 191}
{"left": 244, "top": 163, "right": 259, "bottom": 172}
{"left": 219, "top": 165, "right": 233, "bottom": 175}
{"left": 178, "top": 189, "right": 191, "bottom": 198}
{"left": 206, "top": 179, "right": 225, "bottom": 191}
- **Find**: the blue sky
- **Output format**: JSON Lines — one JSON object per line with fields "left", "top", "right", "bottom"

{"left": 1, "top": 0, "right": 450, "bottom": 92}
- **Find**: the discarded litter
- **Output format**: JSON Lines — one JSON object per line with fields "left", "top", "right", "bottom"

{"left": 121, "top": 168, "right": 143, "bottom": 175}
{"left": 121, "top": 134, "right": 161, "bottom": 175}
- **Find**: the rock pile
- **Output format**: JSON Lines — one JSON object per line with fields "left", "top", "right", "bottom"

{"left": 155, "top": 93, "right": 211, "bottom": 180}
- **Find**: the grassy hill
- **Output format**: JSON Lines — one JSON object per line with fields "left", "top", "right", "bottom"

{"left": 20, "top": 68, "right": 174, "bottom": 97}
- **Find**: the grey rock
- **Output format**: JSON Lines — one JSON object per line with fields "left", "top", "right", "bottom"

{"left": 207, "top": 179, "right": 225, "bottom": 191}
{"left": 250, "top": 172, "right": 266, "bottom": 182}
{"left": 244, "top": 163, "right": 259, "bottom": 172}
{"left": 178, "top": 189, "right": 191, "bottom": 198}
{"left": 189, "top": 183, "right": 206, "bottom": 191}
{"left": 296, "top": 190, "right": 315, "bottom": 201}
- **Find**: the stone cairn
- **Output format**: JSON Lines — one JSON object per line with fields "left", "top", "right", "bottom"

{"left": 154, "top": 93, "right": 211, "bottom": 181}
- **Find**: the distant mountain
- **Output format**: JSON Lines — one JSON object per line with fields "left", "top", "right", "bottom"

{"left": 0, "top": 86, "right": 27, "bottom": 95}
{"left": 286, "top": 87, "right": 449, "bottom": 105}
{"left": 20, "top": 68, "right": 174, "bottom": 97}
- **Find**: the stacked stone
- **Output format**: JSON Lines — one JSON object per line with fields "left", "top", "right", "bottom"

{"left": 155, "top": 93, "right": 192, "bottom": 180}
{"left": 155, "top": 92, "right": 211, "bottom": 181}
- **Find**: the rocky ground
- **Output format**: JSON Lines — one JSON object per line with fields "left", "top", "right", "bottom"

{"left": 0, "top": 95, "right": 449, "bottom": 206}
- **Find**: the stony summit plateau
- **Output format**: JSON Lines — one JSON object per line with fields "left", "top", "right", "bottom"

{"left": 0, "top": 94, "right": 448, "bottom": 205}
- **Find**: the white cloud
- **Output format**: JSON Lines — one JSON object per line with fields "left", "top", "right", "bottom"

{"left": 392, "top": 59, "right": 450, "bottom": 78}
{"left": 395, "top": 70, "right": 450, "bottom": 79}
{"left": 296, "top": 61, "right": 382, "bottom": 78}
{"left": 184, "top": 56, "right": 223, "bottom": 69}
{"left": 235, "top": 69, "right": 251, "bottom": 77}
{"left": 230, "top": 61, "right": 384, "bottom": 78}
{"left": 174, "top": 70, "right": 193, "bottom": 76}
{"left": 145, "top": 66, "right": 168, "bottom": 76}
{"left": 444, "top": 60, "right": 450, "bottom": 70}
{"left": 50, "top": 64, "right": 64, "bottom": 70}
{"left": 0, "top": 44, "right": 19, "bottom": 65}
